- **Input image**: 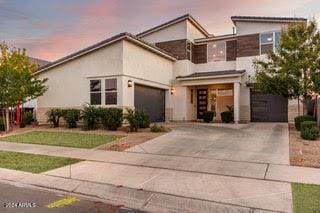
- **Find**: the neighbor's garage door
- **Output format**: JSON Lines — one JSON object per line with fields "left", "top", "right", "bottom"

{"left": 250, "top": 90, "right": 288, "bottom": 122}
{"left": 134, "top": 84, "right": 165, "bottom": 122}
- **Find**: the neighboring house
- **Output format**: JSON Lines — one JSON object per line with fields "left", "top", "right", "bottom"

{"left": 34, "top": 14, "right": 306, "bottom": 124}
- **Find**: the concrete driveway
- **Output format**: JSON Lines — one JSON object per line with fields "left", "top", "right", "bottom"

{"left": 127, "top": 122, "right": 290, "bottom": 165}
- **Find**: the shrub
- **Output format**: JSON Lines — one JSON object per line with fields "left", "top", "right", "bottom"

{"left": 63, "top": 109, "right": 81, "bottom": 128}
{"left": 294, "top": 115, "right": 314, "bottom": 131}
{"left": 0, "top": 118, "right": 5, "bottom": 131}
{"left": 125, "top": 109, "right": 140, "bottom": 132}
{"left": 203, "top": 111, "right": 214, "bottom": 123}
{"left": 100, "top": 108, "right": 123, "bottom": 131}
{"left": 19, "top": 121, "right": 26, "bottom": 128}
{"left": 150, "top": 124, "right": 167, "bottom": 132}
{"left": 46, "top": 109, "right": 63, "bottom": 128}
{"left": 81, "top": 104, "right": 99, "bottom": 130}
{"left": 301, "top": 126, "right": 319, "bottom": 140}
{"left": 300, "top": 121, "right": 317, "bottom": 131}
{"left": 23, "top": 111, "right": 33, "bottom": 125}
{"left": 221, "top": 111, "right": 233, "bottom": 123}
{"left": 136, "top": 111, "right": 150, "bottom": 128}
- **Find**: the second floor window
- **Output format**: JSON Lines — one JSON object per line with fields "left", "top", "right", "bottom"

{"left": 90, "top": 80, "right": 101, "bottom": 105}
{"left": 207, "top": 41, "right": 226, "bottom": 62}
{"left": 260, "top": 31, "right": 281, "bottom": 55}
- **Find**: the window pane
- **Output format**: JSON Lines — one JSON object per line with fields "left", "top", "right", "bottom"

{"left": 261, "top": 44, "right": 273, "bottom": 54}
{"left": 90, "top": 93, "right": 101, "bottom": 105}
{"left": 106, "top": 92, "right": 117, "bottom": 105}
{"left": 275, "top": 32, "right": 281, "bottom": 49}
{"left": 260, "top": 32, "right": 273, "bottom": 44}
{"left": 90, "top": 80, "right": 101, "bottom": 92}
{"left": 105, "top": 79, "right": 117, "bottom": 91}
{"left": 217, "top": 89, "right": 233, "bottom": 96}
{"left": 208, "top": 42, "right": 226, "bottom": 62}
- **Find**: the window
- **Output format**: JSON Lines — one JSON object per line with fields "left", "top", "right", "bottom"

{"left": 207, "top": 41, "right": 226, "bottom": 62}
{"left": 90, "top": 80, "right": 101, "bottom": 105}
{"left": 187, "top": 41, "right": 192, "bottom": 61}
{"left": 105, "top": 79, "right": 117, "bottom": 105}
{"left": 217, "top": 89, "right": 233, "bottom": 96}
{"left": 260, "top": 31, "right": 281, "bottom": 55}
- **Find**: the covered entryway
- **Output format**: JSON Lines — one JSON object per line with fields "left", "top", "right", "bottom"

{"left": 134, "top": 84, "right": 165, "bottom": 122}
{"left": 250, "top": 90, "right": 288, "bottom": 122}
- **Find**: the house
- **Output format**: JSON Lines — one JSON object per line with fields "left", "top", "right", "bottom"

{"left": 34, "top": 14, "right": 307, "bottom": 124}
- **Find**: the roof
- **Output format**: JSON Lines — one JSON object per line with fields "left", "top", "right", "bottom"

{"left": 195, "top": 33, "right": 237, "bottom": 43}
{"left": 35, "top": 32, "right": 177, "bottom": 74}
{"left": 176, "top": 70, "right": 246, "bottom": 80}
{"left": 28, "top": 57, "right": 50, "bottom": 67}
{"left": 136, "top": 14, "right": 210, "bottom": 38}
{"left": 231, "top": 16, "right": 307, "bottom": 24}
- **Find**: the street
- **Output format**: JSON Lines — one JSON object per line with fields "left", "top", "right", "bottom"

{"left": 0, "top": 182, "right": 143, "bottom": 213}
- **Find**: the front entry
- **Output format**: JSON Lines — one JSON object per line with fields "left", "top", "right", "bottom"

{"left": 197, "top": 89, "right": 208, "bottom": 119}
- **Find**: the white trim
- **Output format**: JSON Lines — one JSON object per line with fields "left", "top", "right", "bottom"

{"left": 177, "top": 73, "right": 244, "bottom": 81}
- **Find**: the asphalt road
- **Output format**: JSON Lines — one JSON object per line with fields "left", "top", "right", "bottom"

{"left": 0, "top": 182, "right": 144, "bottom": 213}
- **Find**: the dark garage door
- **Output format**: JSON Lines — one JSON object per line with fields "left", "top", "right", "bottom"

{"left": 134, "top": 84, "right": 165, "bottom": 122}
{"left": 251, "top": 90, "right": 288, "bottom": 122}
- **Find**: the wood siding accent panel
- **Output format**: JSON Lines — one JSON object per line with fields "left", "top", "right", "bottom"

{"left": 155, "top": 39, "right": 187, "bottom": 60}
{"left": 226, "top": 40, "right": 237, "bottom": 61}
{"left": 237, "top": 34, "right": 260, "bottom": 57}
{"left": 192, "top": 44, "right": 207, "bottom": 64}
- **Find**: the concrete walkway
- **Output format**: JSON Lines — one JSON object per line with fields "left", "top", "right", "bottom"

{"left": 0, "top": 141, "right": 320, "bottom": 212}
{"left": 0, "top": 123, "right": 319, "bottom": 212}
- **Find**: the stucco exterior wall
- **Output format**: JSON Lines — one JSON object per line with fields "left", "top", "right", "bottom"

{"left": 37, "top": 41, "right": 123, "bottom": 109}
{"left": 186, "top": 20, "right": 206, "bottom": 41}
{"left": 140, "top": 21, "right": 187, "bottom": 44}
{"left": 193, "top": 61, "right": 236, "bottom": 73}
{"left": 236, "top": 22, "right": 288, "bottom": 36}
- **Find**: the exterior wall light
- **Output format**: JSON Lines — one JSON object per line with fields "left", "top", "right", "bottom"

{"left": 170, "top": 88, "right": 175, "bottom": 95}
{"left": 128, "top": 80, "right": 133, "bottom": 87}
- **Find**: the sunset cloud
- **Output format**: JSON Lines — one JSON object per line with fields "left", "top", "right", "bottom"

{"left": 1, "top": 0, "right": 319, "bottom": 61}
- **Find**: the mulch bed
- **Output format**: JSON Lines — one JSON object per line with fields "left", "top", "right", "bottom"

{"left": 289, "top": 124, "right": 320, "bottom": 168}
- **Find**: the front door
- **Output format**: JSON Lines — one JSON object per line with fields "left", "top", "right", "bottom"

{"left": 197, "top": 89, "right": 208, "bottom": 119}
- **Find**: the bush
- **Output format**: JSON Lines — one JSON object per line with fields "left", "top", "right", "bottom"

{"left": 300, "top": 121, "right": 317, "bottom": 131}
{"left": 301, "top": 126, "right": 319, "bottom": 140}
{"left": 19, "top": 121, "right": 26, "bottom": 128}
{"left": 63, "top": 109, "right": 81, "bottom": 128}
{"left": 81, "top": 104, "right": 99, "bottom": 130}
{"left": 100, "top": 108, "right": 123, "bottom": 131}
{"left": 294, "top": 115, "right": 314, "bottom": 131}
{"left": 203, "top": 111, "right": 214, "bottom": 123}
{"left": 136, "top": 111, "right": 150, "bottom": 128}
{"left": 23, "top": 111, "right": 33, "bottom": 125}
{"left": 46, "top": 109, "right": 63, "bottom": 128}
{"left": 0, "top": 118, "right": 5, "bottom": 131}
{"left": 150, "top": 124, "right": 167, "bottom": 132}
{"left": 125, "top": 109, "right": 140, "bottom": 132}
{"left": 221, "top": 111, "right": 233, "bottom": 123}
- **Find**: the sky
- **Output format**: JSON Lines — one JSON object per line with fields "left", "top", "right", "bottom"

{"left": 1, "top": 0, "right": 320, "bottom": 61}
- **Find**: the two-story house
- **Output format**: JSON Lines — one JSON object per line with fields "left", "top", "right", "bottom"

{"left": 34, "top": 14, "right": 307, "bottom": 124}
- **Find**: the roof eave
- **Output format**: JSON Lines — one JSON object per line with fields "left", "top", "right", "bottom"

{"left": 136, "top": 14, "right": 210, "bottom": 38}
{"left": 34, "top": 34, "right": 176, "bottom": 75}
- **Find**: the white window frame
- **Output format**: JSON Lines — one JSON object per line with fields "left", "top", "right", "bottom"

{"left": 259, "top": 31, "right": 281, "bottom": 55}
{"left": 207, "top": 41, "right": 227, "bottom": 62}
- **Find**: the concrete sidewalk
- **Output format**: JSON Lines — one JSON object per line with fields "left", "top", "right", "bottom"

{"left": 0, "top": 168, "right": 270, "bottom": 213}
{"left": 0, "top": 141, "right": 319, "bottom": 185}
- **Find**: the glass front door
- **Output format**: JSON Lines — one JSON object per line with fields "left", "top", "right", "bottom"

{"left": 197, "top": 89, "right": 208, "bottom": 119}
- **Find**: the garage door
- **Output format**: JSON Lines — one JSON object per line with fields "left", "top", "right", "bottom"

{"left": 250, "top": 90, "right": 288, "bottom": 122}
{"left": 134, "top": 84, "right": 165, "bottom": 122}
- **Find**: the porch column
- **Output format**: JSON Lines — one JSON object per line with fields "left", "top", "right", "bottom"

{"left": 234, "top": 82, "right": 240, "bottom": 124}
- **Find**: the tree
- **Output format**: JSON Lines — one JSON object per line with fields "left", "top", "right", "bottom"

{"left": 0, "top": 43, "right": 48, "bottom": 131}
{"left": 253, "top": 20, "right": 320, "bottom": 115}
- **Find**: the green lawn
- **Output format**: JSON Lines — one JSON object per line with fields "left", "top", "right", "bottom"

{"left": 292, "top": 183, "right": 320, "bottom": 213}
{"left": 0, "top": 150, "right": 81, "bottom": 173}
{"left": 1, "top": 131, "right": 121, "bottom": 149}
